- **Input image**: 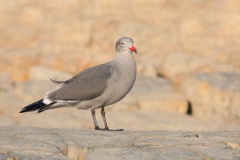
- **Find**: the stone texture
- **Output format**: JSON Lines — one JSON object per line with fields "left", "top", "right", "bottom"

{"left": 159, "top": 53, "right": 236, "bottom": 84}
{"left": 14, "top": 80, "right": 55, "bottom": 102}
{"left": 0, "top": 73, "right": 13, "bottom": 92}
{"left": 29, "top": 65, "right": 72, "bottom": 81}
{"left": 0, "top": 127, "right": 239, "bottom": 160}
{"left": 1, "top": 0, "right": 240, "bottom": 81}
{"left": 182, "top": 72, "right": 240, "bottom": 125}
{"left": 129, "top": 76, "right": 188, "bottom": 114}
{"left": 0, "top": 91, "right": 24, "bottom": 115}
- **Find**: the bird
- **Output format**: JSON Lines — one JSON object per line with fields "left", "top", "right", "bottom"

{"left": 20, "top": 37, "right": 137, "bottom": 131}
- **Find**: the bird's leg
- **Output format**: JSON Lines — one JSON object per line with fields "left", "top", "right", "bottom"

{"left": 91, "top": 109, "right": 99, "bottom": 130}
{"left": 91, "top": 107, "right": 123, "bottom": 131}
{"left": 101, "top": 107, "right": 109, "bottom": 130}
{"left": 101, "top": 107, "right": 124, "bottom": 131}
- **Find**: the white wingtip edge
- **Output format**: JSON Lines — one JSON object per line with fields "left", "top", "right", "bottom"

{"left": 43, "top": 97, "right": 53, "bottom": 105}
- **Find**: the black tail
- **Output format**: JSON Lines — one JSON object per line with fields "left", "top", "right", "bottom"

{"left": 20, "top": 99, "right": 46, "bottom": 113}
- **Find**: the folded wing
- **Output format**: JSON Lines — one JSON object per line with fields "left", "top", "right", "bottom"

{"left": 46, "top": 63, "right": 112, "bottom": 102}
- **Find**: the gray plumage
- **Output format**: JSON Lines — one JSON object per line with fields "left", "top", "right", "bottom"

{"left": 47, "top": 64, "right": 112, "bottom": 101}
{"left": 20, "top": 37, "right": 137, "bottom": 131}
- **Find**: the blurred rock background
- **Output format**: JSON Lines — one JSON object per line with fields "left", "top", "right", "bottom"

{"left": 0, "top": 0, "right": 239, "bottom": 131}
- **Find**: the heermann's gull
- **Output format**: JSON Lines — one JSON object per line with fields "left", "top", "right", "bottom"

{"left": 20, "top": 37, "right": 137, "bottom": 131}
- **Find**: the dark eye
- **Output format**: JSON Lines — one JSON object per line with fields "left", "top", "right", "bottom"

{"left": 120, "top": 42, "right": 124, "bottom": 45}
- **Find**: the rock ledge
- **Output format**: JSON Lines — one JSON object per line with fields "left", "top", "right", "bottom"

{"left": 0, "top": 127, "right": 240, "bottom": 160}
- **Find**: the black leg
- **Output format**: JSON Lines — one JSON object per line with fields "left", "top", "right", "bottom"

{"left": 101, "top": 107, "right": 109, "bottom": 130}
{"left": 91, "top": 108, "right": 123, "bottom": 131}
{"left": 91, "top": 109, "right": 99, "bottom": 130}
{"left": 100, "top": 107, "right": 124, "bottom": 131}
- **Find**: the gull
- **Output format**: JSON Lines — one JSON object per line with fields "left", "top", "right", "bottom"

{"left": 20, "top": 37, "right": 137, "bottom": 131}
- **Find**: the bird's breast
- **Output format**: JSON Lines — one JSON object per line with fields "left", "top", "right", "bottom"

{"left": 105, "top": 57, "right": 136, "bottom": 105}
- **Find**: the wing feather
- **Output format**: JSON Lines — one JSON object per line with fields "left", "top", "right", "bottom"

{"left": 46, "top": 62, "right": 112, "bottom": 101}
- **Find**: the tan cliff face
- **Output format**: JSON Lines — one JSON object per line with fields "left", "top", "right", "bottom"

{"left": 0, "top": 0, "right": 240, "bottom": 81}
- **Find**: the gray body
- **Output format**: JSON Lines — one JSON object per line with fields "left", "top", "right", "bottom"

{"left": 43, "top": 38, "right": 137, "bottom": 111}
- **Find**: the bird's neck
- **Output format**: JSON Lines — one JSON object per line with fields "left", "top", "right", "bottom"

{"left": 114, "top": 51, "right": 136, "bottom": 69}
{"left": 114, "top": 51, "right": 133, "bottom": 61}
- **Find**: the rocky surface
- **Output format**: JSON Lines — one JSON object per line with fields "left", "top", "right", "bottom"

{"left": 159, "top": 53, "right": 236, "bottom": 85}
{"left": 0, "top": 127, "right": 239, "bottom": 160}
{"left": 182, "top": 72, "right": 240, "bottom": 127}
{"left": 117, "top": 76, "right": 188, "bottom": 114}
{"left": 29, "top": 65, "right": 72, "bottom": 81}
